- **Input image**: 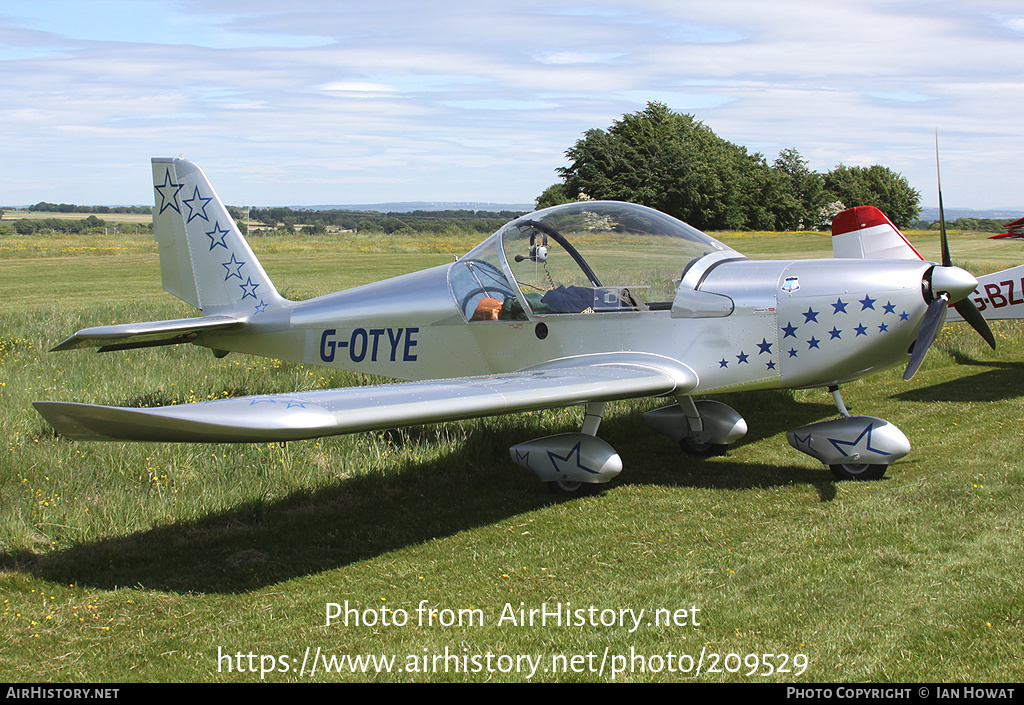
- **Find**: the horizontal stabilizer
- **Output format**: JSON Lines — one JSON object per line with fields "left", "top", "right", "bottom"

{"left": 51, "top": 315, "right": 245, "bottom": 352}
{"left": 34, "top": 356, "right": 696, "bottom": 443}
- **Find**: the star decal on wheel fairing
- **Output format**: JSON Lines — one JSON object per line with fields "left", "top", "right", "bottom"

{"left": 514, "top": 448, "right": 536, "bottom": 473}
{"left": 155, "top": 170, "right": 183, "bottom": 214}
{"left": 547, "top": 441, "right": 599, "bottom": 476}
{"left": 826, "top": 420, "right": 892, "bottom": 458}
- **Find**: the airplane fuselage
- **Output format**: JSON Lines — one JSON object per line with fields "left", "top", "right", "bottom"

{"left": 200, "top": 257, "right": 933, "bottom": 395}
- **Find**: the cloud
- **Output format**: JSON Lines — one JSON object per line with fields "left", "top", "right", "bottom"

{"left": 0, "top": 1, "right": 1021, "bottom": 209}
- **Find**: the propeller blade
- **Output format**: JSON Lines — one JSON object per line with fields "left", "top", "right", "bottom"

{"left": 931, "top": 132, "right": 995, "bottom": 350}
{"left": 954, "top": 298, "right": 997, "bottom": 349}
{"left": 904, "top": 293, "right": 949, "bottom": 381}
{"left": 936, "top": 131, "right": 952, "bottom": 267}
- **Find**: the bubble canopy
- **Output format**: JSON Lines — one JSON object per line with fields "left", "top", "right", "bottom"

{"left": 448, "top": 201, "right": 739, "bottom": 320}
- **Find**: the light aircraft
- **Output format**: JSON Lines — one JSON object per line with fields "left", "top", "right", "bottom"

{"left": 989, "top": 216, "right": 1024, "bottom": 240}
{"left": 33, "top": 158, "right": 997, "bottom": 495}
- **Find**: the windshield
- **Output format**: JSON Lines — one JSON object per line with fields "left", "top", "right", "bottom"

{"left": 449, "top": 201, "right": 738, "bottom": 320}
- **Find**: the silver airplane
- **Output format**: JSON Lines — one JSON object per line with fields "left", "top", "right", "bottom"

{"left": 33, "top": 158, "right": 995, "bottom": 496}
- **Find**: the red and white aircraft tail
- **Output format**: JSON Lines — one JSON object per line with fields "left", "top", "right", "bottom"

{"left": 831, "top": 205, "right": 1024, "bottom": 321}
{"left": 831, "top": 206, "right": 923, "bottom": 260}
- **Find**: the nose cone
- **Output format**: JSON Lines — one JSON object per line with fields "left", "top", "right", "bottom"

{"left": 930, "top": 266, "right": 978, "bottom": 303}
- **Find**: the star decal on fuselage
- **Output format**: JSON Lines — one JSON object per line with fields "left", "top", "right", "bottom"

{"left": 803, "top": 307, "right": 819, "bottom": 323}
{"left": 859, "top": 295, "right": 876, "bottom": 311}
{"left": 831, "top": 298, "right": 848, "bottom": 314}
{"left": 781, "top": 322, "right": 798, "bottom": 338}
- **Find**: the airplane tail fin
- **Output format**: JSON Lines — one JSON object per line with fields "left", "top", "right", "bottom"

{"left": 831, "top": 206, "right": 923, "bottom": 260}
{"left": 152, "top": 157, "right": 284, "bottom": 313}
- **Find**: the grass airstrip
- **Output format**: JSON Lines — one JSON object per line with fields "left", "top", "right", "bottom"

{"left": 1, "top": 220, "right": 1022, "bottom": 682}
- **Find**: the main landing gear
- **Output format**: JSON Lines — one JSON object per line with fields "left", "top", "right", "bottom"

{"left": 509, "top": 402, "right": 621, "bottom": 498}
{"left": 643, "top": 396, "right": 747, "bottom": 457}
{"left": 786, "top": 385, "right": 910, "bottom": 481}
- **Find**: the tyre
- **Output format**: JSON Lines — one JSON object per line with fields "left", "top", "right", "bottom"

{"left": 829, "top": 463, "right": 887, "bottom": 481}
{"left": 546, "top": 480, "right": 601, "bottom": 497}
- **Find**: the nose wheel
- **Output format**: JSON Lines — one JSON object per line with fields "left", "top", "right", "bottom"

{"left": 546, "top": 480, "right": 601, "bottom": 497}
{"left": 829, "top": 463, "right": 887, "bottom": 481}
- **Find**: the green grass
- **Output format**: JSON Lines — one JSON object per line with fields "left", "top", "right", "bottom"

{"left": 1, "top": 227, "right": 1022, "bottom": 682}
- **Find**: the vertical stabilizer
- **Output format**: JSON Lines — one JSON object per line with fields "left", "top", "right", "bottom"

{"left": 831, "top": 206, "right": 923, "bottom": 260}
{"left": 151, "top": 158, "right": 283, "bottom": 314}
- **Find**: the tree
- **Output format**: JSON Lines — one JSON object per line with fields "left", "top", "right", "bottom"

{"left": 535, "top": 183, "right": 572, "bottom": 209}
{"left": 771, "top": 149, "right": 827, "bottom": 230}
{"left": 554, "top": 102, "right": 788, "bottom": 230}
{"left": 823, "top": 164, "right": 920, "bottom": 228}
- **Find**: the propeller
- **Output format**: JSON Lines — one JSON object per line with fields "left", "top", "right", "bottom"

{"left": 903, "top": 133, "right": 996, "bottom": 380}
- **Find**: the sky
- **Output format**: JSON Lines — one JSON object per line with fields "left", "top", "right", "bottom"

{"left": 1, "top": 0, "right": 1023, "bottom": 210}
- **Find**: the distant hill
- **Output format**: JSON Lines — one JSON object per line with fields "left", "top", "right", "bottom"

{"left": 919, "top": 206, "right": 1024, "bottom": 222}
{"left": 294, "top": 202, "right": 535, "bottom": 213}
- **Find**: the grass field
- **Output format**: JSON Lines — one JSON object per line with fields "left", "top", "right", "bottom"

{"left": 1, "top": 225, "right": 1022, "bottom": 682}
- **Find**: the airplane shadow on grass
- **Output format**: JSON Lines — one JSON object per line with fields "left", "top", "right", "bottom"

{"left": 5, "top": 395, "right": 838, "bottom": 595}
{"left": 893, "top": 353, "right": 1024, "bottom": 403}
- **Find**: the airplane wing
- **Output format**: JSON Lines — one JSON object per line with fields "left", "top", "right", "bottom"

{"left": 50, "top": 315, "right": 245, "bottom": 352}
{"left": 34, "top": 353, "right": 696, "bottom": 443}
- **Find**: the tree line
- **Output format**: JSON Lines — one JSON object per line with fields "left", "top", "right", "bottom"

{"left": 244, "top": 207, "right": 522, "bottom": 236}
{"left": 0, "top": 215, "right": 152, "bottom": 236}
{"left": 27, "top": 202, "right": 151, "bottom": 215}
{"left": 537, "top": 102, "right": 922, "bottom": 230}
